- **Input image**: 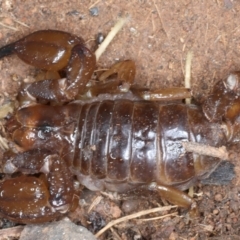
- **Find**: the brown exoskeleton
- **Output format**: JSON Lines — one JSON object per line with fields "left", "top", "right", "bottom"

{"left": 0, "top": 30, "right": 237, "bottom": 223}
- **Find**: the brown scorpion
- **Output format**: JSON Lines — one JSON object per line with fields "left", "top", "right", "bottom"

{"left": 0, "top": 30, "right": 237, "bottom": 223}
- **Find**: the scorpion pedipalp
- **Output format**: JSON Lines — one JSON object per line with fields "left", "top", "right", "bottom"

{"left": 0, "top": 150, "right": 76, "bottom": 223}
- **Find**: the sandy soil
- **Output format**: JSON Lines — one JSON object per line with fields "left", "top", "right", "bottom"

{"left": 0, "top": 0, "right": 240, "bottom": 239}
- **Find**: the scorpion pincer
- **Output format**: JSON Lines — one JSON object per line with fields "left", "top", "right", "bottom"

{"left": 0, "top": 30, "right": 237, "bottom": 223}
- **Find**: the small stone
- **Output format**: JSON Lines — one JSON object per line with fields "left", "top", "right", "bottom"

{"left": 169, "top": 232, "right": 178, "bottom": 240}
{"left": 230, "top": 200, "right": 239, "bottom": 212}
{"left": 204, "top": 191, "right": 211, "bottom": 198}
{"left": 122, "top": 199, "right": 140, "bottom": 213}
{"left": 226, "top": 217, "right": 232, "bottom": 223}
{"left": 130, "top": 27, "right": 136, "bottom": 32}
{"left": 96, "top": 33, "right": 104, "bottom": 44}
{"left": 19, "top": 218, "right": 97, "bottom": 240}
{"left": 89, "top": 7, "right": 99, "bottom": 16}
{"left": 214, "top": 193, "right": 223, "bottom": 202}
{"left": 225, "top": 223, "right": 232, "bottom": 230}
{"left": 213, "top": 209, "right": 219, "bottom": 215}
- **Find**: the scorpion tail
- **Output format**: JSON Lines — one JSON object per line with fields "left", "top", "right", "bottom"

{"left": 0, "top": 42, "right": 16, "bottom": 59}
{"left": 0, "top": 175, "right": 64, "bottom": 223}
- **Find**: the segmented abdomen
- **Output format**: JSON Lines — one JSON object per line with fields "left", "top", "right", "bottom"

{"left": 72, "top": 100, "right": 226, "bottom": 185}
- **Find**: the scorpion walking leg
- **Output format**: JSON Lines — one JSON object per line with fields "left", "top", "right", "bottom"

{"left": 0, "top": 149, "right": 76, "bottom": 223}
{"left": 202, "top": 72, "right": 240, "bottom": 122}
{"left": 131, "top": 87, "right": 191, "bottom": 101}
{"left": 87, "top": 59, "right": 191, "bottom": 101}
{"left": 149, "top": 183, "right": 193, "bottom": 209}
{"left": 86, "top": 60, "right": 136, "bottom": 96}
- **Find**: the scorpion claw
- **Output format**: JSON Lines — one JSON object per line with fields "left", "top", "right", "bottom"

{"left": 0, "top": 175, "right": 63, "bottom": 223}
{"left": 0, "top": 150, "right": 76, "bottom": 223}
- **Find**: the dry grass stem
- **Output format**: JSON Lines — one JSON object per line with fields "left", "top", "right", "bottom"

{"left": 152, "top": 0, "right": 168, "bottom": 38}
{"left": 88, "top": 0, "right": 101, "bottom": 9}
{"left": 11, "top": 18, "right": 29, "bottom": 28}
{"left": 95, "top": 16, "right": 128, "bottom": 61}
{"left": 184, "top": 51, "right": 193, "bottom": 104}
{"left": 95, "top": 205, "right": 177, "bottom": 238}
{"left": 0, "top": 21, "right": 18, "bottom": 31}
{"left": 136, "top": 212, "right": 178, "bottom": 222}
{"left": 87, "top": 195, "right": 103, "bottom": 213}
{"left": 0, "top": 135, "right": 8, "bottom": 150}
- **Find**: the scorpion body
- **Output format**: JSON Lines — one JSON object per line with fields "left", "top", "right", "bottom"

{"left": 0, "top": 30, "right": 237, "bottom": 223}
{"left": 12, "top": 100, "right": 226, "bottom": 191}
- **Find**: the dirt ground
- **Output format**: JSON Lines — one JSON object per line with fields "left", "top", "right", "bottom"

{"left": 0, "top": 0, "right": 240, "bottom": 239}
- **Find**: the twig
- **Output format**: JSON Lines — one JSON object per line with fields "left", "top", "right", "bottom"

{"left": 184, "top": 51, "right": 193, "bottom": 104}
{"left": 182, "top": 141, "right": 229, "bottom": 160}
{"left": 11, "top": 18, "right": 30, "bottom": 28}
{"left": 87, "top": 195, "right": 103, "bottom": 213}
{"left": 0, "top": 135, "right": 8, "bottom": 150}
{"left": 95, "top": 205, "right": 177, "bottom": 238}
{"left": 95, "top": 16, "right": 129, "bottom": 61}
{"left": 188, "top": 186, "right": 194, "bottom": 198}
{"left": 88, "top": 0, "right": 101, "bottom": 9}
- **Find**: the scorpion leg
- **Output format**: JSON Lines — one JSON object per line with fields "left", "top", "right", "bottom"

{"left": 202, "top": 72, "right": 240, "bottom": 122}
{"left": 149, "top": 183, "right": 193, "bottom": 209}
{"left": 131, "top": 87, "right": 191, "bottom": 101}
{"left": 86, "top": 60, "right": 136, "bottom": 97}
{"left": 0, "top": 149, "right": 76, "bottom": 223}
{"left": 87, "top": 59, "right": 191, "bottom": 101}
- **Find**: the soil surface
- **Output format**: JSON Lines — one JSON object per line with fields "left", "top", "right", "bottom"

{"left": 0, "top": 0, "right": 240, "bottom": 239}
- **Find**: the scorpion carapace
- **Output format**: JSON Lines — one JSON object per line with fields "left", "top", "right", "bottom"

{"left": 0, "top": 30, "right": 238, "bottom": 223}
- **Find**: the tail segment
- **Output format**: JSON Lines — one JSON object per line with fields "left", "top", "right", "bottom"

{"left": 0, "top": 42, "right": 16, "bottom": 59}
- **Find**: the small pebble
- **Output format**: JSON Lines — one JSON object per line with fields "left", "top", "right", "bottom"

{"left": 66, "top": 10, "right": 80, "bottom": 16}
{"left": 169, "top": 232, "right": 178, "bottom": 240}
{"left": 204, "top": 191, "right": 211, "bottom": 198}
{"left": 89, "top": 7, "right": 99, "bottom": 16}
{"left": 134, "top": 235, "right": 142, "bottom": 240}
{"left": 19, "top": 218, "right": 97, "bottom": 240}
{"left": 225, "top": 223, "right": 232, "bottom": 230}
{"left": 130, "top": 27, "right": 137, "bottom": 35}
{"left": 121, "top": 199, "right": 140, "bottom": 213}
{"left": 213, "top": 209, "right": 219, "bottom": 215}
{"left": 230, "top": 200, "right": 239, "bottom": 212}
{"left": 214, "top": 193, "right": 223, "bottom": 202}
{"left": 232, "top": 217, "right": 238, "bottom": 224}
{"left": 96, "top": 33, "right": 104, "bottom": 44}
{"left": 226, "top": 217, "right": 232, "bottom": 223}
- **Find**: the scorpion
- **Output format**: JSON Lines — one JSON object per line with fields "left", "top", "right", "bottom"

{"left": 0, "top": 30, "right": 238, "bottom": 224}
